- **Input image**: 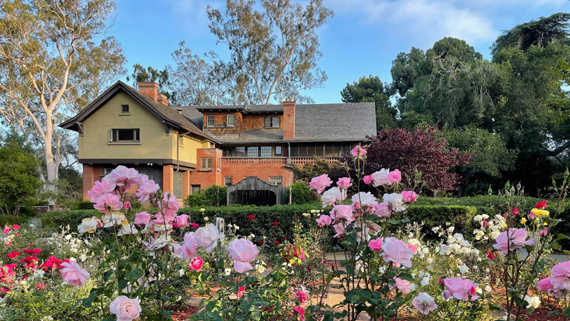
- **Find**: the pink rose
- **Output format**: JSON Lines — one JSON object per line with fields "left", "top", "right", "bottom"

{"left": 333, "top": 222, "right": 346, "bottom": 238}
{"left": 363, "top": 175, "right": 373, "bottom": 185}
{"left": 407, "top": 244, "right": 419, "bottom": 254}
{"left": 330, "top": 205, "right": 355, "bottom": 223}
{"left": 87, "top": 179, "right": 116, "bottom": 202}
{"left": 189, "top": 256, "right": 203, "bottom": 271}
{"left": 160, "top": 192, "right": 180, "bottom": 216}
{"left": 351, "top": 145, "right": 366, "bottom": 158}
{"left": 134, "top": 212, "right": 151, "bottom": 226}
{"left": 315, "top": 215, "right": 332, "bottom": 227}
{"left": 368, "top": 238, "right": 383, "bottom": 252}
{"left": 374, "top": 203, "right": 390, "bottom": 218}
{"left": 196, "top": 224, "right": 223, "bottom": 253}
{"left": 177, "top": 232, "right": 198, "bottom": 259}
{"left": 493, "top": 228, "right": 533, "bottom": 255}
{"left": 310, "top": 174, "right": 332, "bottom": 194}
{"left": 552, "top": 261, "right": 570, "bottom": 277}
{"left": 226, "top": 238, "right": 260, "bottom": 273}
{"left": 293, "top": 306, "right": 305, "bottom": 321}
{"left": 105, "top": 166, "right": 140, "bottom": 189}
{"left": 136, "top": 180, "right": 160, "bottom": 202}
{"left": 3, "top": 227, "right": 9, "bottom": 234}
{"left": 296, "top": 290, "right": 308, "bottom": 303}
{"left": 537, "top": 277, "right": 553, "bottom": 291}
{"left": 402, "top": 191, "right": 419, "bottom": 203}
{"left": 388, "top": 169, "right": 401, "bottom": 184}
{"left": 12, "top": 225, "right": 19, "bottom": 230}
{"left": 551, "top": 276, "right": 570, "bottom": 292}
{"left": 93, "top": 193, "right": 123, "bottom": 213}
{"left": 483, "top": 220, "right": 490, "bottom": 228}
{"left": 413, "top": 292, "right": 437, "bottom": 315}
{"left": 540, "top": 228, "right": 548, "bottom": 236}
{"left": 109, "top": 296, "right": 142, "bottom": 321}
{"left": 382, "top": 237, "right": 414, "bottom": 268}
{"left": 60, "top": 260, "right": 90, "bottom": 286}
{"left": 371, "top": 169, "right": 390, "bottom": 186}
{"left": 123, "top": 201, "right": 132, "bottom": 211}
{"left": 176, "top": 214, "right": 190, "bottom": 229}
{"left": 390, "top": 277, "right": 412, "bottom": 294}
{"left": 321, "top": 187, "right": 345, "bottom": 207}
{"left": 337, "top": 177, "right": 352, "bottom": 189}
{"left": 443, "top": 277, "right": 479, "bottom": 301}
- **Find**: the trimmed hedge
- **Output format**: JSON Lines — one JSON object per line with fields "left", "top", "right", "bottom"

{"left": 0, "top": 215, "right": 30, "bottom": 227}
{"left": 40, "top": 210, "right": 100, "bottom": 229}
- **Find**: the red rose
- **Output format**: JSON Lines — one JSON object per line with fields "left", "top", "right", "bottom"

{"left": 486, "top": 251, "right": 495, "bottom": 260}
{"left": 273, "top": 222, "right": 278, "bottom": 226}
{"left": 536, "top": 201, "right": 547, "bottom": 209}
{"left": 7, "top": 251, "right": 20, "bottom": 259}
{"left": 275, "top": 240, "right": 281, "bottom": 245}
{"left": 248, "top": 215, "right": 254, "bottom": 220}
{"left": 512, "top": 207, "right": 519, "bottom": 216}
{"left": 258, "top": 240, "right": 264, "bottom": 245}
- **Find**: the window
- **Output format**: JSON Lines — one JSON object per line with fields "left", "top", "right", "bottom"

{"left": 121, "top": 105, "right": 129, "bottom": 113}
{"left": 259, "top": 146, "right": 272, "bottom": 157}
{"left": 110, "top": 129, "right": 140, "bottom": 142}
{"left": 207, "top": 115, "right": 215, "bottom": 127}
{"left": 227, "top": 114, "right": 235, "bottom": 127}
{"left": 247, "top": 146, "right": 259, "bottom": 157}
{"left": 275, "top": 146, "right": 282, "bottom": 156}
{"left": 224, "top": 177, "right": 233, "bottom": 186}
{"left": 191, "top": 185, "right": 201, "bottom": 194}
{"left": 217, "top": 158, "right": 221, "bottom": 170}
{"left": 101, "top": 167, "right": 114, "bottom": 180}
{"left": 269, "top": 176, "right": 283, "bottom": 187}
{"left": 264, "top": 116, "right": 280, "bottom": 128}
{"left": 201, "top": 158, "right": 212, "bottom": 170}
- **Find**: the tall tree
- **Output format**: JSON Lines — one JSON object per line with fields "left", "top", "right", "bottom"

{"left": 206, "top": 0, "right": 333, "bottom": 105}
{"left": 167, "top": 42, "right": 232, "bottom": 106}
{"left": 0, "top": 0, "right": 126, "bottom": 189}
{"left": 491, "top": 13, "right": 570, "bottom": 57}
{"left": 127, "top": 64, "right": 173, "bottom": 101}
{"left": 340, "top": 75, "right": 396, "bottom": 129}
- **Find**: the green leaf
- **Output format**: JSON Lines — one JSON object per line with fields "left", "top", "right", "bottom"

{"left": 125, "top": 268, "right": 144, "bottom": 282}
{"left": 387, "top": 219, "right": 400, "bottom": 225}
{"left": 397, "top": 273, "right": 414, "bottom": 281}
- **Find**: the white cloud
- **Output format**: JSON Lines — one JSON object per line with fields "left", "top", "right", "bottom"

{"left": 328, "top": 0, "right": 498, "bottom": 47}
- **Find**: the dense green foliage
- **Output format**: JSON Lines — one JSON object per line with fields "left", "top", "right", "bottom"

{"left": 342, "top": 13, "right": 570, "bottom": 196}
{"left": 184, "top": 185, "right": 227, "bottom": 207}
{"left": 341, "top": 75, "right": 396, "bottom": 129}
{"left": 0, "top": 135, "right": 43, "bottom": 215}
{"left": 284, "top": 182, "right": 316, "bottom": 204}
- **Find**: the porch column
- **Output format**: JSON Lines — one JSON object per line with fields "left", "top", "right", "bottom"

{"left": 162, "top": 165, "right": 174, "bottom": 194}
{"left": 82, "top": 164, "right": 96, "bottom": 201}
{"left": 182, "top": 170, "right": 191, "bottom": 199}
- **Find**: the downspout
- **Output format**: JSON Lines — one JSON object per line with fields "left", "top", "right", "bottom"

{"left": 287, "top": 142, "right": 291, "bottom": 164}
{"left": 177, "top": 132, "right": 180, "bottom": 172}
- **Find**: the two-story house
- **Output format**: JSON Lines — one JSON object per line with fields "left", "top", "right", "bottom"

{"left": 60, "top": 81, "right": 376, "bottom": 202}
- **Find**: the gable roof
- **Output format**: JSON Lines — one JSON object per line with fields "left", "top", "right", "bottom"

{"left": 59, "top": 81, "right": 210, "bottom": 140}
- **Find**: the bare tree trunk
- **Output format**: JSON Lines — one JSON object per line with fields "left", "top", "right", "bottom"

{"left": 44, "top": 111, "right": 57, "bottom": 193}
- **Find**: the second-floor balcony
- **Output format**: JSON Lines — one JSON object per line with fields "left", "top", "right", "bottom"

{"left": 221, "top": 157, "right": 340, "bottom": 167}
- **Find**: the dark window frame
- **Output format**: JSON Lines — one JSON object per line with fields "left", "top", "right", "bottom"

{"left": 227, "top": 114, "right": 236, "bottom": 127}
{"left": 264, "top": 116, "right": 281, "bottom": 128}
{"left": 206, "top": 115, "right": 215, "bottom": 127}
{"left": 201, "top": 157, "right": 213, "bottom": 170}
{"left": 224, "top": 176, "right": 233, "bottom": 186}
{"left": 110, "top": 129, "right": 140, "bottom": 143}
{"left": 275, "top": 145, "right": 282, "bottom": 156}
{"left": 121, "top": 104, "right": 129, "bottom": 113}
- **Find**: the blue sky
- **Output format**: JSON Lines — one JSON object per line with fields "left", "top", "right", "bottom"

{"left": 109, "top": 0, "right": 569, "bottom": 104}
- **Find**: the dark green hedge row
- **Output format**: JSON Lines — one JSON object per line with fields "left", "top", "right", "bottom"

{"left": 0, "top": 215, "right": 31, "bottom": 227}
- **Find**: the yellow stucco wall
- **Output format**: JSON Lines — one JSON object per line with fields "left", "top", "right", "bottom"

{"left": 79, "top": 90, "right": 208, "bottom": 165}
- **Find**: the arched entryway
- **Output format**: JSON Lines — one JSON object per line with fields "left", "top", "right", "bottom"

{"left": 227, "top": 177, "right": 284, "bottom": 206}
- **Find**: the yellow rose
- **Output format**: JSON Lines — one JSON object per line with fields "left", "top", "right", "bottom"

{"left": 521, "top": 218, "right": 527, "bottom": 225}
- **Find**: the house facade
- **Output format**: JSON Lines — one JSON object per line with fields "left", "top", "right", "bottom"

{"left": 60, "top": 81, "right": 376, "bottom": 202}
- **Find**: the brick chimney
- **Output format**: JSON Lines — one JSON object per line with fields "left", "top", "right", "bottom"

{"left": 283, "top": 98, "right": 296, "bottom": 139}
{"left": 157, "top": 93, "right": 169, "bottom": 106}
{"left": 138, "top": 82, "right": 158, "bottom": 101}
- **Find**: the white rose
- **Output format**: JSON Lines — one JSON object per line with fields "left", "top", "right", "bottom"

{"left": 458, "top": 264, "right": 469, "bottom": 274}
{"left": 524, "top": 295, "right": 540, "bottom": 309}
{"left": 382, "top": 193, "right": 406, "bottom": 212}
{"left": 78, "top": 217, "right": 101, "bottom": 234}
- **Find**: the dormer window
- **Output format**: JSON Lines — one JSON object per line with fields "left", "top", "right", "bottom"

{"left": 121, "top": 105, "right": 129, "bottom": 113}
{"left": 264, "top": 116, "right": 280, "bottom": 128}
{"left": 207, "top": 115, "right": 215, "bottom": 127}
{"left": 227, "top": 114, "right": 235, "bottom": 127}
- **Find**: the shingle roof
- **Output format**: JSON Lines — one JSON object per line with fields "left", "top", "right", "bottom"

{"left": 294, "top": 103, "right": 376, "bottom": 141}
{"left": 174, "top": 106, "right": 203, "bottom": 129}
{"left": 209, "top": 129, "right": 284, "bottom": 143}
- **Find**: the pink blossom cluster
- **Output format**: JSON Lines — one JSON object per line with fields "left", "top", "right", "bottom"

{"left": 442, "top": 277, "right": 479, "bottom": 301}
{"left": 492, "top": 228, "right": 533, "bottom": 255}
{"left": 537, "top": 261, "right": 570, "bottom": 298}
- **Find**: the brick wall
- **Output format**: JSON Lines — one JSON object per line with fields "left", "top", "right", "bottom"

{"left": 190, "top": 148, "right": 223, "bottom": 190}
{"left": 162, "top": 165, "right": 174, "bottom": 195}
{"left": 283, "top": 100, "right": 295, "bottom": 139}
{"left": 221, "top": 162, "right": 294, "bottom": 187}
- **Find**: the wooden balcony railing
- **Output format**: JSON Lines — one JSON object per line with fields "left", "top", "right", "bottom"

{"left": 221, "top": 157, "right": 340, "bottom": 166}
